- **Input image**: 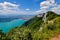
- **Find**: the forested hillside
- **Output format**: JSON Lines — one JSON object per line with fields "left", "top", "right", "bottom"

{"left": 0, "top": 11, "right": 60, "bottom": 40}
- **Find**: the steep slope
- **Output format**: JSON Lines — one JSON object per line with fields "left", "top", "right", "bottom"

{"left": 22, "top": 16, "right": 43, "bottom": 31}
{"left": 6, "top": 11, "right": 60, "bottom": 40}
{"left": 21, "top": 11, "right": 60, "bottom": 31}
{"left": 46, "top": 11, "right": 60, "bottom": 20}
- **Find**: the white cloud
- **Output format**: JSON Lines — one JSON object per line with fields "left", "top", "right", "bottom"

{"left": 36, "top": 0, "right": 60, "bottom": 14}
{"left": 38, "top": 0, "right": 55, "bottom": 13}
{"left": 40, "top": 0, "right": 55, "bottom": 9}
{"left": 51, "top": 5, "right": 60, "bottom": 14}
{"left": 0, "top": 2, "right": 19, "bottom": 10}
{"left": 36, "top": 0, "right": 52, "bottom": 13}
{"left": 40, "top": 1, "right": 51, "bottom": 8}
{"left": 0, "top": 2, "right": 20, "bottom": 15}
{"left": 46, "top": 0, "right": 55, "bottom": 4}
{"left": 0, "top": 2, "right": 34, "bottom": 15}
{"left": 36, "top": 9, "right": 47, "bottom": 14}
{"left": 0, "top": 2, "right": 33, "bottom": 15}
{"left": 26, "top": 8, "right": 30, "bottom": 11}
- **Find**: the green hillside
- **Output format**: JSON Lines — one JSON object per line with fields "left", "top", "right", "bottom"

{"left": 0, "top": 11, "right": 60, "bottom": 40}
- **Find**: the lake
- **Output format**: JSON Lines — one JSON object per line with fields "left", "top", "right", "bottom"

{"left": 0, "top": 19, "right": 26, "bottom": 33}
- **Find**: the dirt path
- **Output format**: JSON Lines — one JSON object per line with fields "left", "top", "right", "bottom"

{"left": 50, "top": 35, "right": 60, "bottom": 40}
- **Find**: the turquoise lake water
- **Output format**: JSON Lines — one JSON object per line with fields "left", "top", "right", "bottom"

{"left": 0, "top": 19, "right": 26, "bottom": 33}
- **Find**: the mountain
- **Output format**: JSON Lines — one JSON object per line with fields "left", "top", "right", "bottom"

{"left": 46, "top": 11, "right": 60, "bottom": 20}
{"left": 0, "top": 15, "right": 35, "bottom": 22}
{"left": 0, "top": 11, "right": 60, "bottom": 40}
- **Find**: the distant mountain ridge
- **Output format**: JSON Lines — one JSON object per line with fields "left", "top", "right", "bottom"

{"left": 0, "top": 15, "right": 35, "bottom": 22}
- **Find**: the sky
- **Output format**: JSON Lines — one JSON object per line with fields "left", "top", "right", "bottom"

{"left": 0, "top": 0, "right": 60, "bottom": 15}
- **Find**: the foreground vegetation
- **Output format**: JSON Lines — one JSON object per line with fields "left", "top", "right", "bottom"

{"left": 0, "top": 11, "right": 60, "bottom": 40}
